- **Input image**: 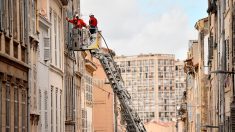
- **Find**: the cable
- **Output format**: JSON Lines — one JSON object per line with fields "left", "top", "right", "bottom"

{"left": 98, "top": 31, "right": 114, "bottom": 60}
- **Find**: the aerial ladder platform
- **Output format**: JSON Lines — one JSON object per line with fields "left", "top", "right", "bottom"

{"left": 71, "top": 28, "right": 147, "bottom": 132}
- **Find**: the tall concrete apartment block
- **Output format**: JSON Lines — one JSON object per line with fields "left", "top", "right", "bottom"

{"left": 115, "top": 54, "right": 186, "bottom": 123}
{"left": 175, "top": 60, "right": 186, "bottom": 106}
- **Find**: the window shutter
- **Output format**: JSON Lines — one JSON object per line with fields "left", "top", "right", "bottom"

{"left": 44, "top": 37, "right": 50, "bottom": 61}
{"left": 208, "top": 36, "right": 213, "bottom": 60}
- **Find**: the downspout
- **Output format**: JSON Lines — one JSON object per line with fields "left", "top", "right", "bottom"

{"left": 216, "top": 0, "right": 222, "bottom": 130}
{"left": 220, "top": 0, "right": 226, "bottom": 131}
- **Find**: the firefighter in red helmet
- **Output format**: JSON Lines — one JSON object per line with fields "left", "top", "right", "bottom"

{"left": 66, "top": 13, "right": 87, "bottom": 29}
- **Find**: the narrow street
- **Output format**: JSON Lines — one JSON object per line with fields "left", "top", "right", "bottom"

{"left": 0, "top": 0, "right": 234, "bottom": 132}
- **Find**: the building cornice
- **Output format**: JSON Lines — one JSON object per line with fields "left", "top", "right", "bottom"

{"left": 49, "top": 64, "right": 64, "bottom": 77}
{"left": 0, "top": 52, "right": 30, "bottom": 72}
{"left": 39, "top": 14, "right": 51, "bottom": 30}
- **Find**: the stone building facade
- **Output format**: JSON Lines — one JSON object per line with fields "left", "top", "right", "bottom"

{"left": 207, "top": 0, "right": 235, "bottom": 131}
{"left": 0, "top": 0, "right": 30, "bottom": 131}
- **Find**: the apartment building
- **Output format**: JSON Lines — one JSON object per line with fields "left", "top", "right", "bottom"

{"left": 0, "top": 0, "right": 29, "bottom": 131}
{"left": 115, "top": 54, "right": 185, "bottom": 123}
{"left": 207, "top": 0, "right": 235, "bottom": 131}
{"left": 175, "top": 60, "right": 186, "bottom": 106}
{"left": 83, "top": 52, "right": 97, "bottom": 132}
{"left": 30, "top": 0, "right": 82, "bottom": 132}
{"left": 184, "top": 17, "right": 209, "bottom": 132}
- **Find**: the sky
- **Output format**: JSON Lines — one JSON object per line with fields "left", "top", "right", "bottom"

{"left": 80, "top": 0, "right": 208, "bottom": 60}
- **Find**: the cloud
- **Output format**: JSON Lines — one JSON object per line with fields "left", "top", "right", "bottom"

{"left": 81, "top": 0, "right": 200, "bottom": 60}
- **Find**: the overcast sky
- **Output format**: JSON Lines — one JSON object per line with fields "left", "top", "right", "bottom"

{"left": 80, "top": 0, "right": 208, "bottom": 60}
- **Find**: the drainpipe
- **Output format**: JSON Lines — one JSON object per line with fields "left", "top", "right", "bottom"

{"left": 216, "top": 0, "right": 221, "bottom": 130}
{"left": 221, "top": 0, "right": 226, "bottom": 131}
{"left": 217, "top": 0, "right": 226, "bottom": 131}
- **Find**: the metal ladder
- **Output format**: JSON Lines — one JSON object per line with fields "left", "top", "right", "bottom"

{"left": 90, "top": 49, "right": 147, "bottom": 132}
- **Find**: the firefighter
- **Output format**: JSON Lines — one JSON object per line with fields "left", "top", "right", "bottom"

{"left": 66, "top": 14, "right": 87, "bottom": 29}
{"left": 89, "top": 14, "right": 98, "bottom": 34}
{"left": 66, "top": 13, "right": 88, "bottom": 48}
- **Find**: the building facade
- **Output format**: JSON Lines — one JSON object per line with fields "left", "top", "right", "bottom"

{"left": 92, "top": 52, "right": 115, "bottom": 132}
{"left": 115, "top": 54, "right": 185, "bottom": 123}
{"left": 175, "top": 60, "right": 186, "bottom": 108}
{"left": 207, "top": 0, "right": 235, "bottom": 131}
{"left": 0, "top": 0, "right": 29, "bottom": 131}
{"left": 183, "top": 18, "right": 209, "bottom": 132}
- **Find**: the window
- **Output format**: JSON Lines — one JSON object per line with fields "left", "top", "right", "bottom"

{"left": 5, "top": 38, "right": 10, "bottom": 55}
{"left": 51, "top": 86, "right": 53, "bottom": 132}
{"left": 19, "top": 0, "right": 24, "bottom": 43}
{"left": 8, "top": 0, "right": 13, "bottom": 36}
{"left": 82, "top": 109, "right": 87, "bottom": 132}
{"left": 225, "top": 39, "right": 229, "bottom": 71}
{"left": 58, "top": 18, "right": 61, "bottom": 68}
{"left": 127, "top": 61, "right": 130, "bottom": 66}
{"left": 56, "top": 88, "right": 58, "bottom": 132}
{"left": 14, "top": 42, "right": 19, "bottom": 59}
{"left": 39, "top": 89, "right": 41, "bottom": 112}
{"left": 66, "top": 76, "right": 73, "bottom": 120}
{"left": 31, "top": 0, "right": 37, "bottom": 34}
{"left": 54, "top": 12, "right": 57, "bottom": 66}
{"left": 13, "top": 0, "right": 18, "bottom": 40}
{"left": 22, "top": 90, "right": 26, "bottom": 132}
{"left": 86, "top": 75, "right": 93, "bottom": 102}
{"left": 14, "top": 83, "right": 19, "bottom": 132}
{"left": 44, "top": 91, "right": 48, "bottom": 130}
{"left": 49, "top": 8, "right": 52, "bottom": 62}
{"left": 60, "top": 90, "right": 62, "bottom": 132}
{"left": 6, "top": 79, "right": 10, "bottom": 132}
{"left": 44, "top": 37, "right": 50, "bottom": 61}
{"left": 21, "top": 46, "right": 26, "bottom": 62}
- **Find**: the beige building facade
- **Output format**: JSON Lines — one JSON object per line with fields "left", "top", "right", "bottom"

{"left": 206, "top": 0, "right": 235, "bottom": 131}
{"left": 92, "top": 52, "right": 115, "bottom": 132}
{"left": 0, "top": 0, "right": 30, "bottom": 131}
{"left": 183, "top": 18, "right": 209, "bottom": 132}
{"left": 144, "top": 120, "right": 176, "bottom": 132}
{"left": 115, "top": 54, "right": 185, "bottom": 123}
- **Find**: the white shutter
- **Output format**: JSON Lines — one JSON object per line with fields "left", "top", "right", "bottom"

{"left": 44, "top": 37, "right": 50, "bottom": 61}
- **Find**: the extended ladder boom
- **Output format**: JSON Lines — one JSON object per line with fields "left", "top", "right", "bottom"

{"left": 90, "top": 49, "right": 147, "bottom": 132}
{"left": 71, "top": 28, "right": 146, "bottom": 131}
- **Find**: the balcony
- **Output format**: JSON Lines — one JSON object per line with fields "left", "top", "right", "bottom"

{"left": 85, "top": 59, "right": 97, "bottom": 73}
